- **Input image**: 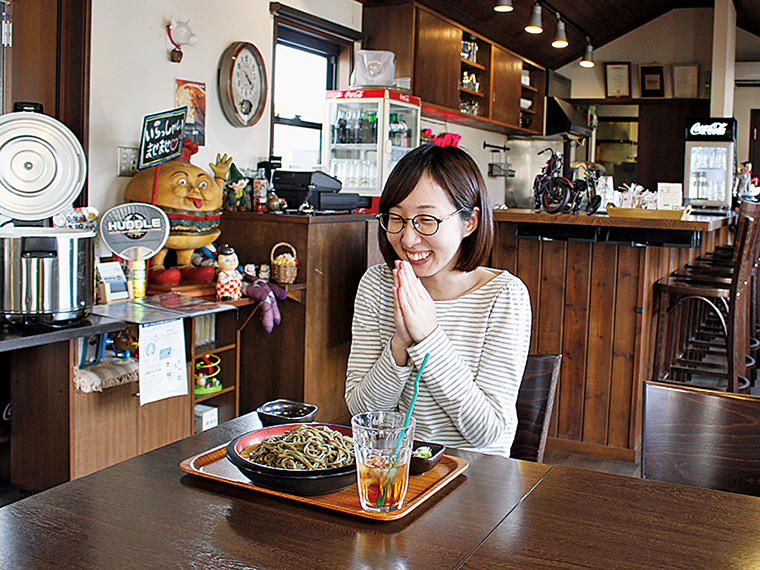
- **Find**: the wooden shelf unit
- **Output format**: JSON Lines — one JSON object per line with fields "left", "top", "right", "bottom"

{"left": 362, "top": 2, "right": 545, "bottom": 135}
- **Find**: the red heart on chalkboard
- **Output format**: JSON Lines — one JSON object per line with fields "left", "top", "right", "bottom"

{"left": 170, "top": 139, "right": 179, "bottom": 151}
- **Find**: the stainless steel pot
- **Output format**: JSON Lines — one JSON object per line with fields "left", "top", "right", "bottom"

{"left": 0, "top": 228, "right": 95, "bottom": 324}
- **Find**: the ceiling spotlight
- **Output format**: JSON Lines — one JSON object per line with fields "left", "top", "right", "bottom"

{"left": 494, "top": 0, "right": 514, "bottom": 12}
{"left": 525, "top": 3, "right": 543, "bottom": 34}
{"left": 579, "top": 39, "right": 595, "bottom": 68}
{"left": 552, "top": 15, "right": 568, "bottom": 48}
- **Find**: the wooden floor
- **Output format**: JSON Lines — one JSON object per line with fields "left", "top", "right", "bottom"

{"left": 543, "top": 449, "right": 641, "bottom": 478}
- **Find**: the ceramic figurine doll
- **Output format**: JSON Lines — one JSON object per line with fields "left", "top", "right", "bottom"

{"left": 215, "top": 244, "right": 242, "bottom": 301}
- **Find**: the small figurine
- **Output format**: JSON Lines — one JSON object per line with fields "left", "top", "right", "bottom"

{"left": 215, "top": 244, "right": 242, "bottom": 301}
{"left": 258, "top": 263, "right": 270, "bottom": 281}
{"left": 266, "top": 189, "right": 287, "bottom": 212}
{"left": 223, "top": 163, "right": 252, "bottom": 211}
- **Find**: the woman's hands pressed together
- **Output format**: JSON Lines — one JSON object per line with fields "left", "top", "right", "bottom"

{"left": 391, "top": 260, "right": 438, "bottom": 365}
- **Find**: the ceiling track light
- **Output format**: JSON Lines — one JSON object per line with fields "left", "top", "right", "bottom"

{"left": 579, "top": 37, "right": 595, "bottom": 68}
{"left": 525, "top": 3, "right": 543, "bottom": 34}
{"left": 494, "top": 0, "right": 513, "bottom": 13}
{"left": 552, "top": 14, "right": 568, "bottom": 48}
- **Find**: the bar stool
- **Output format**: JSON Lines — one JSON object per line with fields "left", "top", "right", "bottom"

{"left": 652, "top": 203, "right": 760, "bottom": 393}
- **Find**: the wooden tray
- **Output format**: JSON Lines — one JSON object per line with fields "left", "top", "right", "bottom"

{"left": 606, "top": 204, "right": 691, "bottom": 220}
{"left": 180, "top": 443, "right": 469, "bottom": 521}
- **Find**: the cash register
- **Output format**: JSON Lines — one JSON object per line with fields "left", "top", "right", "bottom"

{"left": 272, "top": 170, "right": 372, "bottom": 212}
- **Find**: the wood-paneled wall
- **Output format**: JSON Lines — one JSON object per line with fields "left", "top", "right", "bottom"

{"left": 493, "top": 222, "right": 727, "bottom": 460}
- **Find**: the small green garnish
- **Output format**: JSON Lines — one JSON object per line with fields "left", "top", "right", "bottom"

{"left": 413, "top": 446, "right": 433, "bottom": 459}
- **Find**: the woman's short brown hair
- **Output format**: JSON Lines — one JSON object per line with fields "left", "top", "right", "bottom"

{"left": 378, "top": 144, "right": 493, "bottom": 272}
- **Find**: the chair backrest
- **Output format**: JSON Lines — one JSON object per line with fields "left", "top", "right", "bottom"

{"left": 643, "top": 380, "right": 760, "bottom": 496}
{"left": 509, "top": 354, "right": 561, "bottom": 463}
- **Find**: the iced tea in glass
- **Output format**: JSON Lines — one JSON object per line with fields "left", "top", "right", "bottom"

{"left": 351, "top": 411, "right": 415, "bottom": 513}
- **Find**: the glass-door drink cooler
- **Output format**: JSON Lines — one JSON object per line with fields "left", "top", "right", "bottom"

{"left": 683, "top": 117, "right": 736, "bottom": 212}
{"left": 323, "top": 88, "right": 421, "bottom": 197}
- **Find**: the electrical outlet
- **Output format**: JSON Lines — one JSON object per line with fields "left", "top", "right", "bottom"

{"left": 117, "top": 147, "right": 138, "bottom": 177}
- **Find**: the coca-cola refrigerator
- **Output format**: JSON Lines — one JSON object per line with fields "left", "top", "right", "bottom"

{"left": 683, "top": 117, "right": 736, "bottom": 212}
{"left": 323, "top": 88, "right": 421, "bottom": 197}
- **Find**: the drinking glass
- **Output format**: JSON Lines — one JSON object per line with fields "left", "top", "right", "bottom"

{"left": 351, "top": 411, "right": 415, "bottom": 513}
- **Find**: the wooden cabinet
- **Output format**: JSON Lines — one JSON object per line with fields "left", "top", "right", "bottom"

{"left": 10, "top": 307, "right": 243, "bottom": 492}
{"left": 219, "top": 212, "right": 372, "bottom": 424}
{"left": 414, "top": 9, "right": 461, "bottom": 111}
{"left": 362, "top": 2, "right": 545, "bottom": 135}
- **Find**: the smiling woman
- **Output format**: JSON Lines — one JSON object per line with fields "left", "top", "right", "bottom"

{"left": 346, "top": 144, "right": 532, "bottom": 457}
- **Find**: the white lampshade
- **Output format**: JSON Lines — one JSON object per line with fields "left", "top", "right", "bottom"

{"left": 579, "top": 42, "right": 595, "bottom": 67}
{"left": 494, "top": 0, "right": 514, "bottom": 13}
{"left": 525, "top": 3, "right": 543, "bottom": 34}
{"left": 552, "top": 19, "right": 568, "bottom": 48}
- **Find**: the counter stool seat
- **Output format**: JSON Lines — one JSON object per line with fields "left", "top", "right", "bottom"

{"left": 652, "top": 203, "right": 760, "bottom": 393}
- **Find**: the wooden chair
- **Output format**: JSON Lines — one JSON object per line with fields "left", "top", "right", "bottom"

{"left": 642, "top": 380, "right": 760, "bottom": 496}
{"left": 509, "top": 354, "right": 561, "bottom": 463}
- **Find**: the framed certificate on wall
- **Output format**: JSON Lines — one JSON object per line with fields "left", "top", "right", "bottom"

{"left": 605, "top": 62, "right": 631, "bottom": 98}
{"left": 673, "top": 64, "right": 699, "bottom": 98}
{"left": 640, "top": 65, "right": 665, "bottom": 98}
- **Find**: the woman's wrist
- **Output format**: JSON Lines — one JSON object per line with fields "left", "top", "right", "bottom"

{"left": 391, "top": 334, "right": 410, "bottom": 366}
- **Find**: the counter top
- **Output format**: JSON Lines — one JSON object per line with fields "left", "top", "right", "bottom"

{"left": 0, "top": 314, "right": 126, "bottom": 353}
{"left": 494, "top": 208, "right": 731, "bottom": 231}
{"left": 222, "top": 211, "right": 374, "bottom": 224}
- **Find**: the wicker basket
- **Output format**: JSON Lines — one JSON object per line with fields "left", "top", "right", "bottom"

{"left": 270, "top": 242, "right": 298, "bottom": 284}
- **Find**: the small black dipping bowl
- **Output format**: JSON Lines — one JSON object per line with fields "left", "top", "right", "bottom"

{"left": 226, "top": 423, "right": 356, "bottom": 495}
{"left": 410, "top": 441, "right": 445, "bottom": 475}
{"left": 256, "top": 399, "right": 318, "bottom": 427}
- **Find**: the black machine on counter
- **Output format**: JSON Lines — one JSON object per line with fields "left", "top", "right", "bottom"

{"left": 273, "top": 170, "right": 371, "bottom": 212}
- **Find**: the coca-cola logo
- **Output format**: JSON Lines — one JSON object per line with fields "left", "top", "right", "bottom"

{"left": 344, "top": 90, "right": 364, "bottom": 99}
{"left": 690, "top": 121, "right": 728, "bottom": 136}
{"left": 399, "top": 94, "right": 410, "bottom": 102}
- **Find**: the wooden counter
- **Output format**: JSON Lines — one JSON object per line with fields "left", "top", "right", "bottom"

{"left": 492, "top": 209, "right": 732, "bottom": 461}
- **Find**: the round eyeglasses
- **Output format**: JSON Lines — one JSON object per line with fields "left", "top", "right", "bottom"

{"left": 377, "top": 209, "right": 464, "bottom": 236}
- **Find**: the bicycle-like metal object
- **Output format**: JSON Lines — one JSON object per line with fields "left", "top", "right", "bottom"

{"left": 532, "top": 148, "right": 573, "bottom": 214}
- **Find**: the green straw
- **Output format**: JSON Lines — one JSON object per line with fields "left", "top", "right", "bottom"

{"left": 376, "top": 352, "right": 429, "bottom": 507}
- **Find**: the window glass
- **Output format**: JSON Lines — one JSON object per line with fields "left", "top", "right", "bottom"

{"left": 273, "top": 44, "right": 328, "bottom": 125}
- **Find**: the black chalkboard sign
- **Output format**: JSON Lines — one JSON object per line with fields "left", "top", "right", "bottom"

{"left": 138, "top": 107, "right": 187, "bottom": 169}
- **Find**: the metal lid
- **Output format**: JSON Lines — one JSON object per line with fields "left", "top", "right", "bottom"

{"left": 0, "top": 112, "right": 87, "bottom": 221}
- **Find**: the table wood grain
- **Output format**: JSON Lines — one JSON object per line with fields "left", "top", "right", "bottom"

{"left": 460, "top": 465, "right": 760, "bottom": 569}
{"left": 0, "top": 413, "right": 550, "bottom": 570}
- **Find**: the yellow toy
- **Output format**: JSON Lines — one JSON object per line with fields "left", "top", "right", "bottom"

{"left": 123, "top": 138, "right": 230, "bottom": 285}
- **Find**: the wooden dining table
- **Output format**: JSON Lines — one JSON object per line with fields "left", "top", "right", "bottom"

{"left": 1, "top": 412, "right": 759, "bottom": 569}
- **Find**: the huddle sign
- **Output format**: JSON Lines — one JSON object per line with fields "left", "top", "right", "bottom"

{"left": 100, "top": 203, "right": 170, "bottom": 261}
{"left": 138, "top": 107, "right": 187, "bottom": 169}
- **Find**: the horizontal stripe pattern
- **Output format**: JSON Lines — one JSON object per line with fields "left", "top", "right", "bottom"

{"left": 346, "top": 264, "right": 532, "bottom": 457}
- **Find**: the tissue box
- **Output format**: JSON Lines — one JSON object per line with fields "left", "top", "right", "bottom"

{"left": 194, "top": 404, "right": 218, "bottom": 433}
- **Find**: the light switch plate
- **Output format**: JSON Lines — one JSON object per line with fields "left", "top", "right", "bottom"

{"left": 117, "top": 147, "right": 138, "bottom": 177}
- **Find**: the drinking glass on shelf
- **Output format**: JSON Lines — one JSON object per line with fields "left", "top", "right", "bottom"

{"left": 351, "top": 411, "right": 416, "bottom": 513}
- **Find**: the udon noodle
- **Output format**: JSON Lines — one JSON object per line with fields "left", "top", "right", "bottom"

{"left": 241, "top": 424, "right": 354, "bottom": 470}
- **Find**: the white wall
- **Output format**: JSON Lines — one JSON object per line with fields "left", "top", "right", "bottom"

{"left": 88, "top": 0, "right": 362, "bottom": 217}
{"left": 734, "top": 87, "right": 759, "bottom": 162}
{"left": 421, "top": 117, "right": 510, "bottom": 206}
{"left": 559, "top": 8, "right": 714, "bottom": 100}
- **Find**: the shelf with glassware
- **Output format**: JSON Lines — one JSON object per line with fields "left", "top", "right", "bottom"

{"left": 459, "top": 34, "right": 490, "bottom": 118}
{"left": 323, "top": 88, "right": 421, "bottom": 197}
{"left": 518, "top": 62, "right": 545, "bottom": 132}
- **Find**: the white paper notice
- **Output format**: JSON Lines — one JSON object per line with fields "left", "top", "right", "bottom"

{"left": 657, "top": 183, "right": 684, "bottom": 210}
{"left": 138, "top": 319, "right": 188, "bottom": 406}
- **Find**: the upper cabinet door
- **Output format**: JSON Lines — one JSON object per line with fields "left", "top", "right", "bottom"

{"left": 414, "top": 10, "right": 461, "bottom": 110}
{"left": 491, "top": 46, "right": 522, "bottom": 127}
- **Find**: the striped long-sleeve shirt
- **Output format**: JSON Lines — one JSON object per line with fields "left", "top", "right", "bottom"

{"left": 345, "top": 263, "right": 532, "bottom": 457}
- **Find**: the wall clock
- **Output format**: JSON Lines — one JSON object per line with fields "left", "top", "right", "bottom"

{"left": 217, "top": 41, "right": 268, "bottom": 127}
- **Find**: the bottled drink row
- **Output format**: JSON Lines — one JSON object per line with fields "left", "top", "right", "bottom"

{"left": 689, "top": 171, "right": 726, "bottom": 201}
{"left": 689, "top": 146, "right": 728, "bottom": 170}
{"left": 332, "top": 109, "right": 412, "bottom": 147}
